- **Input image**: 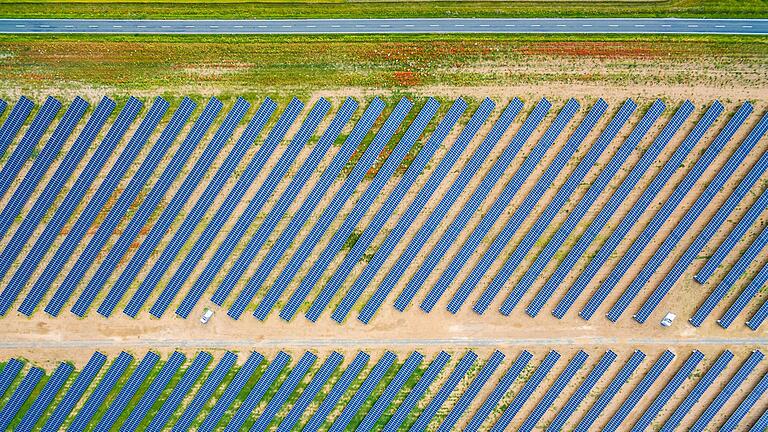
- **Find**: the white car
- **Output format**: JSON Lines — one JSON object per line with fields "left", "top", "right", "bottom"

{"left": 661, "top": 312, "right": 676, "bottom": 327}
{"left": 200, "top": 308, "right": 214, "bottom": 324}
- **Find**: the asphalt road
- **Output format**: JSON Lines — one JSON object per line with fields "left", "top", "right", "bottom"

{"left": 0, "top": 18, "right": 766, "bottom": 35}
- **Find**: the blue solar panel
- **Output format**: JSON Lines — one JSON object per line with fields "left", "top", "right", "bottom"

{"left": 247, "top": 98, "right": 385, "bottom": 321}
{"left": 490, "top": 350, "right": 560, "bottom": 432}
{"left": 364, "top": 98, "right": 522, "bottom": 319}
{"left": 218, "top": 100, "right": 351, "bottom": 316}
{"left": 524, "top": 100, "right": 664, "bottom": 317}
{"left": 603, "top": 350, "right": 675, "bottom": 432}
{"left": 251, "top": 351, "right": 316, "bottom": 431}
{"left": 358, "top": 351, "right": 423, "bottom": 432}
{"left": 174, "top": 351, "right": 237, "bottom": 431}
{"left": 20, "top": 97, "right": 168, "bottom": 316}
{"left": 5, "top": 96, "right": 143, "bottom": 315}
{"left": 465, "top": 350, "right": 532, "bottom": 432}
{"left": 278, "top": 98, "right": 414, "bottom": 321}
{"left": 221, "top": 100, "right": 357, "bottom": 320}
{"left": 579, "top": 100, "right": 714, "bottom": 320}
{"left": 42, "top": 352, "right": 107, "bottom": 432}
{"left": 750, "top": 408, "right": 768, "bottom": 432}
{"left": 469, "top": 99, "right": 633, "bottom": 315}
{"left": 125, "top": 97, "right": 277, "bottom": 317}
{"left": 94, "top": 351, "right": 159, "bottom": 432}
{"left": 151, "top": 98, "right": 302, "bottom": 317}
{"left": 635, "top": 105, "right": 765, "bottom": 323}
{"left": 550, "top": 101, "right": 691, "bottom": 318}
{"left": 0, "top": 97, "right": 113, "bottom": 287}
{"left": 433, "top": 97, "right": 588, "bottom": 314}
{"left": 0, "top": 96, "right": 61, "bottom": 202}
{"left": 308, "top": 102, "right": 465, "bottom": 323}
{"left": 456, "top": 99, "right": 605, "bottom": 314}
{"left": 0, "top": 97, "right": 84, "bottom": 242}
{"left": 147, "top": 351, "right": 211, "bottom": 432}
{"left": 0, "top": 358, "right": 23, "bottom": 400}
{"left": 574, "top": 350, "right": 645, "bottom": 432}
{"left": 697, "top": 189, "right": 768, "bottom": 285}
{"left": 519, "top": 351, "right": 587, "bottom": 432}
{"left": 549, "top": 350, "right": 617, "bottom": 432}
{"left": 660, "top": 350, "right": 733, "bottom": 432}
{"left": 691, "top": 223, "right": 768, "bottom": 327}
{"left": 44, "top": 98, "right": 196, "bottom": 317}
{"left": 70, "top": 97, "right": 221, "bottom": 317}
{"left": 99, "top": 98, "right": 250, "bottom": 317}
{"left": 605, "top": 102, "right": 726, "bottom": 321}
{"left": 0, "top": 367, "right": 43, "bottom": 430}
{"left": 690, "top": 350, "right": 764, "bottom": 432}
{"left": 199, "top": 351, "right": 264, "bottom": 432}
{"left": 67, "top": 351, "right": 132, "bottom": 432}
{"left": 439, "top": 350, "right": 506, "bottom": 432}
{"left": 631, "top": 350, "right": 704, "bottom": 432}
{"left": 17, "top": 361, "right": 74, "bottom": 431}
{"left": 325, "top": 100, "right": 464, "bottom": 323}
{"left": 719, "top": 260, "right": 768, "bottom": 328}
{"left": 225, "top": 352, "right": 289, "bottom": 432}
{"left": 0, "top": 96, "right": 35, "bottom": 159}
{"left": 159, "top": 98, "right": 306, "bottom": 319}
{"left": 383, "top": 351, "right": 450, "bottom": 432}
{"left": 747, "top": 295, "right": 768, "bottom": 330}
{"left": 303, "top": 99, "right": 439, "bottom": 322}
{"left": 397, "top": 98, "right": 546, "bottom": 312}
{"left": 303, "top": 351, "right": 369, "bottom": 432}
{"left": 0, "top": 98, "right": 5, "bottom": 117}
{"left": 278, "top": 351, "right": 343, "bottom": 431}
{"left": 410, "top": 350, "right": 477, "bottom": 431}
{"left": 329, "top": 351, "right": 396, "bottom": 432}
{"left": 354, "top": 98, "right": 494, "bottom": 324}
{"left": 122, "top": 351, "right": 186, "bottom": 431}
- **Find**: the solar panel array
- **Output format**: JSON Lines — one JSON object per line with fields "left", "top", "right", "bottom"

{"left": 0, "top": 95, "right": 765, "bottom": 329}
{"left": 1, "top": 349, "right": 766, "bottom": 430}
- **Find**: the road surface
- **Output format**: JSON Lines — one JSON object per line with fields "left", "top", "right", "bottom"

{"left": 2, "top": 337, "right": 766, "bottom": 349}
{"left": 0, "top": 18, "right": 766, "bottom": 35}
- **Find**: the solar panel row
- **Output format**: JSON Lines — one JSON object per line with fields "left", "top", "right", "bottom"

{"left": 175, "top": 351, "right": 236, "bottom": 431}
{"left": 0, "top": 96, "right": 35, "bottom": 159}
{"left": 100, "top": 98, "right": 251, "bottom": 317}
{"left": 41, "top": 352, "right": 106, "bottom": 432}
{"left": 690, "top": 350, "right": 764, "bottom": 432}
{"left": 579, "top": 101, "right": 712, "bottom": 320}
{"left": 278, "top": 351, "right": 343, "bottom": 431}
{"left": 691, "top": 223, "right": 768, "bottom": 326}
{"left": 19, "top": 97, "right": 168, "bottom": 316}
{"left": 169, "top": 98, "right": 306, "bottom": 318}
{"left": 441, "top": 350, "right": 506, "bottom": 432}
{"left": 0, "top": 96, "right": 62, "bottom": 205}
{"left": 72, "top": 97, "right": 222, "bottom": 317}
{"left": 357, "top": 351, "right": 423, "bottom": 432}
{"left": 330, "top": 351, "right": 396, "bottom": 432}
{"left": 125, "top": 97, "right": 278, "bottom": 317}
{"left": 199, "top": 351, "right": 264, "bottom": 432}
{"left": 420, "top": 98, "right": 575, "bottom": 313}
{"left": 469, "top": 99, "right": 607, "bottom": 314}
{"left": 353, "top": 98, "right": 495, "bottom": 324}
{"left": 226, "top": 98, "right": 356, "bottom": 319}
{"left": 0, "top": 97, "right": 115, "bottom": 291}
{"left": 147, "top": 351, "right": 211, "bottom": 431}
{"left": 659, "top": 350, "right": 733, "bottom": 432}
{"left": 406, "top": 98, "right": 558, "bottom": 313}
{"left": 189, "top": 98, "right": 313, "bottom": 309}
{"left": 383, "top": 351, "right": 450, "bottom": 432}
{"left": 635, "top": 106, "right": 767, "bottom": 323}
{"left": 250, "top": 98, "right": 386, "bottom": 320}
{"left": 68, "top": 351, "right": 133, "bottom": 432}
{"left": 0, "top": 97, "right": 82, "bottom": 243}
{"left": 379, "top": 98, "right": 524, "bottom": 315}
{"left": 473, "top": 99, "right": 632, "bottom": 315}
{"left": 550, "top": 101, "right": 691, "bottom": 319}
{"left": 303, "top": 98, "right": 439, "bottom": 321}
{"left": 279, "top": 98, "right": 414, "bottom": 321}
{"left": 410, "top": 350, "right": 477, "bottom": 431}
{"left": 311, "top": 99, "right": 464, "bottom": 322}
{"left": 525, "top": 99, "right": 663, "bottom": 317}
{"left": 44, "top": 97, "right": 197, "bottom": 317}
{"left": 226, "top": 351, "right": 289, "bottom": 432}
{"left": 0, "top": 366, "right": 44, "bottom": 431}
